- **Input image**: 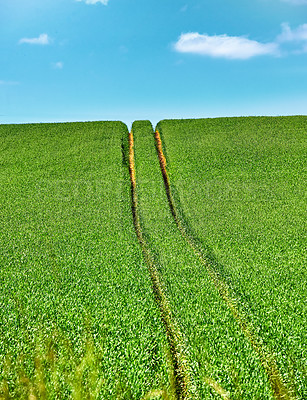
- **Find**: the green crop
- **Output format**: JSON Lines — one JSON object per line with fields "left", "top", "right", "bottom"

{"left": 0, "top": 122, "right": 169, "bottom": 399}
{"left": 156, "top": 116, "right": 306, "bottom": 399}
{"left": 132, "top": 120, "right": 275, "bottom": 400}
{"left": 0, "top": 117, "right": 305, "bottom": 399}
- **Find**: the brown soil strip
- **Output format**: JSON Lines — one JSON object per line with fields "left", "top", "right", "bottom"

{"left": 154, "top": 129, "right": 295, "bottom": 400}
{"left": 128, "top": 130, "right": 194, "bottom": 400}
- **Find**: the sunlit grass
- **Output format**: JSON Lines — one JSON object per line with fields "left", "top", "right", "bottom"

{"left": 0, "top": 122, "right": 169, "bottom": 399}
{"left": 0, "top": 325, "right": 178, "bottom": 400}
{"left": 157, "top": 116, "right": 306, "bottom": 399}
{"left": 131, "top": 120, "right": 274, "bottom": 399}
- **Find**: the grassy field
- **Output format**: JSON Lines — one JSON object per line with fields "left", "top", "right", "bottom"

{"left": 156, "top": 116, "right": 306, "bottom": 399}
{"left": 131, "top": 121, "right": 274, "bottom": 400}
{"left": 0, "top": 122, "right": 169, "bottom": 399}
{"left": 0, "top": 117, "right": 305, "bottom": 399}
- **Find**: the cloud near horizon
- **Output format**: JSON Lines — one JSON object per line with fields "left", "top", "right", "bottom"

{"left": 75, "top": 0, "right": 109, "bottom": 5}
{"left": 19, "top": 33, "right": 50, "bottom": 45}
{"left": 174, "top": 33, "right": 278, "bottom": 59}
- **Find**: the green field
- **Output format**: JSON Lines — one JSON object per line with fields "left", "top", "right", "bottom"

{"left": 156, "top": 116, "right": 306, "bottom": 399}
{"left": 0, "top": 122, "right": 169, "bottom": 399}
{"left": 0, "top": 117, "right": 306, "bottom": 399}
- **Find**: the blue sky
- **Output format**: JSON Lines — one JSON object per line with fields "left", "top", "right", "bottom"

{"left": 1, "top": 0, "right": 307, "bottom": 127}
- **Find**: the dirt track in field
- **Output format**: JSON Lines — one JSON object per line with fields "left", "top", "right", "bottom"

{"left": 128, "top": 130, "right": 193, "bottom": 400}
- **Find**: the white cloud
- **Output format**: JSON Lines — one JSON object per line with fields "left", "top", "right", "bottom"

{"left": 281, "top": 0, "right": 307, "bottom": 4}
{"left": 75, "top": 0, "right": 109, "bottom": 5}
{"left": 19, "top": 33, "right": 50, "bottom": 45}
{"left": 53, "top": 62, "right": 64, "bottom": 69}
{"left": 277, "top": 23, "right": 307, "bottom": 54}
{"left": 277, "top": 23, "right": 307, "bottom": 42}
{"left": 174, "top": 32, "right": 278, "bottom": 59}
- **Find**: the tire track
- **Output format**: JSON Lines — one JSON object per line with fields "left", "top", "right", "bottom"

{"left": 128, "top": 130, "right": 193, "bottom": 400}
{"left": 154, "top": 128, "right": 295, "bottom": 400}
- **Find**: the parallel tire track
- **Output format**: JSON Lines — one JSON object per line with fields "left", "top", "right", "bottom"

{"left": 128, "top": 130, "right": 194, "bottom": 400}
{"left": 154, "top": 128, "right": 295, "bottom": 400}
